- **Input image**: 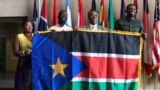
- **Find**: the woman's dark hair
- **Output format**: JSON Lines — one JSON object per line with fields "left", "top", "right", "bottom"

{"left": 21, "top": 20, "right": 33, "bottom": 27}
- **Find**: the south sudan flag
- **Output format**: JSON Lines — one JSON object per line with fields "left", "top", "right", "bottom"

{"left": 32, "top": 30, "right": 143, "bottom": 90}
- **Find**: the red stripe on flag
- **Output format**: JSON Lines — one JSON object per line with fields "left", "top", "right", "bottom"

{"left": 76, "top": 56, "right": 138, "bottom": 79}
{"left": 41, "top": 0, "right": 48, "bottom": 21}
{"left": 78, "top": 0, "right": 84, "bottom": 26}
{"left": 143, "top": 12, "right": 148, "bottom": 33}
{"left": 52, "top": 0, "right": 58, "bottom": 26}
{"left": 134, "top": 0, "right": 138, "bottom": 13}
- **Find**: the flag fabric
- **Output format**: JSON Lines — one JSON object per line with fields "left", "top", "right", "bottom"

{"left": 32, "top": 30, "right": 143, "bottom": 90}
{"left": 152, "top": 0, "right": 160, "bottom": 80}
{"left": 143, "top": 0, "right": 153, "bottom": 77}
{"left": 66, "top": 0, "right": 72, "bottom": 27}
{"left": 33, "top": 0, "right": 38, "bottom": 32}
{"left": 38, "top": 0, "right": 48, "bottom": 30}
{"left": 108, "top": 0, "right": 115, "bottom": 30}
{"left": 143, "top": 0, "right": 150, "bottom": 33}
{"left": 120, "top": 0, "right": 125, "bottom": 18}
{"left": 52, "top": 0, "right": 58, "bottom": 26}
{"left": 98, "top": 0, "right": 106, "bottom": 27}
{"left": 134, "top": 0, "right": 138, "bottom": 16}
{"left": 91, "top": 0, "right": 98, "bottom": 11}
{"left": 78, "top": 0, "right": 84, "bottom": 27}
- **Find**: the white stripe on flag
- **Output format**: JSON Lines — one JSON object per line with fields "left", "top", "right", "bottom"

{"left": 71, "top": 52, "right": 139, "bottom": 59}
{"left": 152, "top": 50, "right": 158, "bottom": 64}
{"left": 40, "top": 16, "right": 48, "bottom": 24}
{"left": 72, "top": 77, "right": 138, "bottom": 83}
{"left": 66, "top": 6, "right": 72, "bottom": 27}
{"left": 152, "top": 21, "right": 160, "bottom": 65}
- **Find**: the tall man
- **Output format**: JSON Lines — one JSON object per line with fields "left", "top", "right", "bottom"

{"left": 115, "top": 4, "right": 143, "bottom": 33}
{"left": 79, "top": 10, "right": 107, "bottom": 30}
{"left": 49, "top": 9, "right": 72, "bottom": 31}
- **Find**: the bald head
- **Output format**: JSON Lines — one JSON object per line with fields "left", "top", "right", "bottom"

{"left": 58, "top": 9, "right": 68, "bottom": 24}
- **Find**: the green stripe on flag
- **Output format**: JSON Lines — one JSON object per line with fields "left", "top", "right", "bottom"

{"left": 108, "top": 0, "right": 115, "bottom": 30}
{"left": 61, "top": 81, "right": 138, "bottom": 90}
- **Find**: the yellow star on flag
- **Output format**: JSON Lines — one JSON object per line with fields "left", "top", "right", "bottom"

{"left": 49, "top": 58, "right": 68, "bottom": 77}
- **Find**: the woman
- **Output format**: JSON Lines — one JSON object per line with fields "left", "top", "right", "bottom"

{"left": 12, "top": 20, "right": 33, "bottom": 90}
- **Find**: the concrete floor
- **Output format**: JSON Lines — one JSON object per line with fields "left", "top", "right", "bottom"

{"left": 0, "top": 72, "right": 15, "bottom": 90}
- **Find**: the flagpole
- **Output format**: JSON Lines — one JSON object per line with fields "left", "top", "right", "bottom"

{"left": 38, "top": 0, "right": 42, "bottom": 21}
{"left": 37, "top": 0, "right": 42, "bottom": 31}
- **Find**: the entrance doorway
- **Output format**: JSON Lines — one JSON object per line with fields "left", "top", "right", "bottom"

{"left": 0, "top": 17, "right": 28, "bottom": 89}
{"left": 0, "top": 38, "right": 6, "bottom": 78}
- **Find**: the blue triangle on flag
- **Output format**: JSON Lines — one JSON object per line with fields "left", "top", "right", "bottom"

{"left": 32, "top": 33, "right": 86, "bottom": 90}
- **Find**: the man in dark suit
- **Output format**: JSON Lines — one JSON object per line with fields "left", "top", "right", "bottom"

{"left": 79, "top": 10, "right": 107, "bottom": 31}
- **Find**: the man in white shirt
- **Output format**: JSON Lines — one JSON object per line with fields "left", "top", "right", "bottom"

{"left": 49, "top": 9, "right": 72, "bottom": 31}
{"left": 79, "top": 10, "right": 107, "bottom": 31}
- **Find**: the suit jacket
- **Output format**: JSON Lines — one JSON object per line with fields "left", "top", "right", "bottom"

{"left": 78, "top": 24, "right": 107, "bottom": 31}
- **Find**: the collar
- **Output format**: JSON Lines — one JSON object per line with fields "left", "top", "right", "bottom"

{"left": 89, "top": 23, "right": 98, "bottom": 30}
{"left": 125, "top": 16, "right": 135, "bottom": 21}
{"left": 57, "top": 24, "right": 67, "bottom": 28}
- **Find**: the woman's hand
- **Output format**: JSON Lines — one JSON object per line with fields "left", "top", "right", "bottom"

{"left": 19, "top": 50, "right": 32, "bottom": 56}
{"left": 19, "top": 51, "right": 25, "bottom": 56}
{"left": 25, "top": 50, "right": 32, "bottom": 55}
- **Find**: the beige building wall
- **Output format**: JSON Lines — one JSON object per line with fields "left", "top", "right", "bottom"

{"left": 0, "top": 0, "right": 156, "bottom": 27}
{"left": 0, "top": 0, "right": 34, "bottom": 18}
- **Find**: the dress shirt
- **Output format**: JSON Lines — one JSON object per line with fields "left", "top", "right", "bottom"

{"left": 89, "top": 23, "right": 98, "bottom": 30}
{"left": 48, "top": 24, "right": 72, "bottom": 31}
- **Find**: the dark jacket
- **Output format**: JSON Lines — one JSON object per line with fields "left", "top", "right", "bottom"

{"left": 115, "top": 17, "right": 143, "bottom": 33}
